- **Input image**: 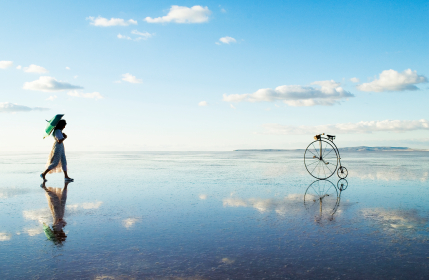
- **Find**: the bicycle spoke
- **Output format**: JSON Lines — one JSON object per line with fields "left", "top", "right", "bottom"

{"left": 325, "top": 162, "right": 333, "bottom": 174}
{"left": 323, "top": 147, "right": 334, "bottom": 159}
{"left": 306, "top": 149, "right": 318, "bottom": 158}
{"left": 311, "top": 160, "right": 320, "bottom": 175}
{"left": 310, "top": 185, "right": 322, "bottom": 197}
{"left": 306, "top": 160, "right": 319, "bottom": 167}
{"left": 305, "top": 152, "right": 319, "bottom": 160}
{"left": 311, "top": 143, "right": 319, "bottom": 157}
{"left": 324, "top": 154, "right": 337, "bottom": 160}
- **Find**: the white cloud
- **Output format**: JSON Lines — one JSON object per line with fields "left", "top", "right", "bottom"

{"left": 357, "top": 69, "right": 428, "bottom": 92}
{"left": 0, "top": 232, "right": 12, "bottom": 241}
{"left": 145, "top": 5, "right": 211, "bottom": 23}
{"left": 198, "top": 101, "right": 208, "bottom": 106}
{"left": 67, "top": 90, "right": 103, "bottom": 99}
{"left": 65, "top": 67, "right": 70, "bottom": 70}
{"left": 117, "top": 33, "right": 132, "bottom": 40}
{"left": 221, "top": 8, "right": 227, "bottom": 13}
{"left": 16, "top": 65, "right": 22, "bottom": 69}
{"left": 350, "top": 77, "right": 359, "bottom": 83}
{"left": 46, "top": 95, "right": 57, "bottom": 101}
{"left": 223, "top": 80, "right": 354, "bottom": 106}
{"left": 131, "top": 30, "right": 154, "bottom": 40}
{"left": 118, "top": 31, "right": 154, "bottom": 41}
{"left": 122, "top": 73, "right": 142, "bottom": 83}
{"left": 87, "top": 16, "right": 137, "bottom": 27}
{"left": 262, "top": 119, "right": 429, "bottom": 135}
{"left": 123, "top": 218, "right": 140, "bottom": 229}
{"left": 199, "top": 194, "right": 207, "bottom": 200}
{"left": 23, "top": 64, "right": 48, "bottom": 73}
{"left": 219, "top": 36, "right": 236, "bottom": 44}
{"left": 0, "top": 61, "right": 13, "bottom": 69}
{"left": 0, "top": 102, "right": 49, "bottom": 113}
{"left": 23, "top": 76, "right": 83, "bottom": 92}
{"left": 230, "top": 104, "right": 236, "bottom": 109}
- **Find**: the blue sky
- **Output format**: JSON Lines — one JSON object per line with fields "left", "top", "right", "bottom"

{"left": 1, "top": 0, "right": 428, "bottom": 151}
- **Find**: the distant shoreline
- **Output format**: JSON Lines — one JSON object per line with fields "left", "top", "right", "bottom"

{"left": 234, "top": 146, "right": 429, "bottom": 152}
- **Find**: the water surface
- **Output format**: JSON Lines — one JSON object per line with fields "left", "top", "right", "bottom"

{"left": 1, "top": 151, "right": 428, "bottom": 279}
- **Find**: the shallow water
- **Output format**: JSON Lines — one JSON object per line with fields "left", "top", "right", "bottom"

{"left": 1, "top": 151, "right": 429, "bottom": 279}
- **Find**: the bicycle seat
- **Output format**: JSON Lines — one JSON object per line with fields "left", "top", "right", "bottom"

{"left": 327, "top": 135, "right": 336, "bottom": 140}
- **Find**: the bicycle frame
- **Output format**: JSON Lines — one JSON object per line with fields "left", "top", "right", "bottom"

{"left": 315, "top": 135, "right": 343, "bottom": 168}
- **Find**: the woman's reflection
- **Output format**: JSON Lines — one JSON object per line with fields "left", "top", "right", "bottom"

{"left": 40, "top": 181, "right": 70, "bottom": 245}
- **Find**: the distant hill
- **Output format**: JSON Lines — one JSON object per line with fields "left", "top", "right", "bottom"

{"left": 234, "top": 146, "right": 427, "bottom": 152}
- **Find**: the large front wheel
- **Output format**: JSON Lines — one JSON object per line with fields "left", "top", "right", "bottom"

{"left": 304, "top": 140, "right": 338, "bottom": 179}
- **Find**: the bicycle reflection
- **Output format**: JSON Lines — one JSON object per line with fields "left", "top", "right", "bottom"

{"left": 40, "top": 181, "right": 70, "bottom": 245}
{"left": 304, "top": 179, "right": 348, "bottom": 222}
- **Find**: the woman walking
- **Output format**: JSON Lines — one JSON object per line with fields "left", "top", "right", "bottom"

{"left": 40, "top": 119, "right": 73, "bottom": 182}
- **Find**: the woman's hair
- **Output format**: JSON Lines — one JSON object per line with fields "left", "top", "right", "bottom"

{"left": 55, "top": 119, "right": 67, "bottom": 130}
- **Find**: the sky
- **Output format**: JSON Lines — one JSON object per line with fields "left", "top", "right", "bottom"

{"left": 0, "top": 0, "right": 428, "bottom": 151}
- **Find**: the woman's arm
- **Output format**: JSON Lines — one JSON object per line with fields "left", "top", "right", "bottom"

{"left": 55, "top": 131, "right": 67, "bottom": 143}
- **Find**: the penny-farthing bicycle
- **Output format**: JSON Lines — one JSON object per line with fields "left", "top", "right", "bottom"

{"left": 304, "top": 133, "right": 348, "bottom": 180}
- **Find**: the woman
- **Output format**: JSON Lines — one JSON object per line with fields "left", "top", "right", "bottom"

{"left": 40, "top": 119, "right": 73, "bottom": 181}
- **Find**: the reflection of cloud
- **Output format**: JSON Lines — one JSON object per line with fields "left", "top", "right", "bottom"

{"left": 23, "top": 201, "right": 103, "bottom": 236}
{"left": 362, "top": 208, "right": 428, "bottom": 231}
{"left": 123, "top": 218, "right": 140, "bottom": 229}
{"left": 25, "top": 227, "right": 44, "bottom": 236}
{"left": 0, "top": 187, "right": 32, "bottom": 198}
{"left": 23, "top": 208, "right": 51, "bottom": 224}
{"left": 94, "top": 276, "right": 116, "bottom": 280}
{"left": 221, "top": 257, "right": 235, "bottom": 264}
{"left": 0, "top": 232, "right": 12, "bottom": 241}
{"left": 351, "top": 169, "right": 428, "bottom": 182}
{"left": 223, "top": 194, "right": 303, "bottom": 215}
{"left": 67, "top": 201, "right": 103, "bottom": 210}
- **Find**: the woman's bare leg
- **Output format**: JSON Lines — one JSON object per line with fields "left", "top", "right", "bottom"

{"left": 41, "top": 169, "right": 51, "bottom": 181}
{"left": 64, "top": 171, "right": 72, "bottom": 179}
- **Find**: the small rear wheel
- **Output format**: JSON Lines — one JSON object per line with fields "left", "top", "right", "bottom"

{"left": 337, "top": 178, "right": 348, "bottom": 191}
{"left": 337, "top": 166, "right": 348, "bottom": 179}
